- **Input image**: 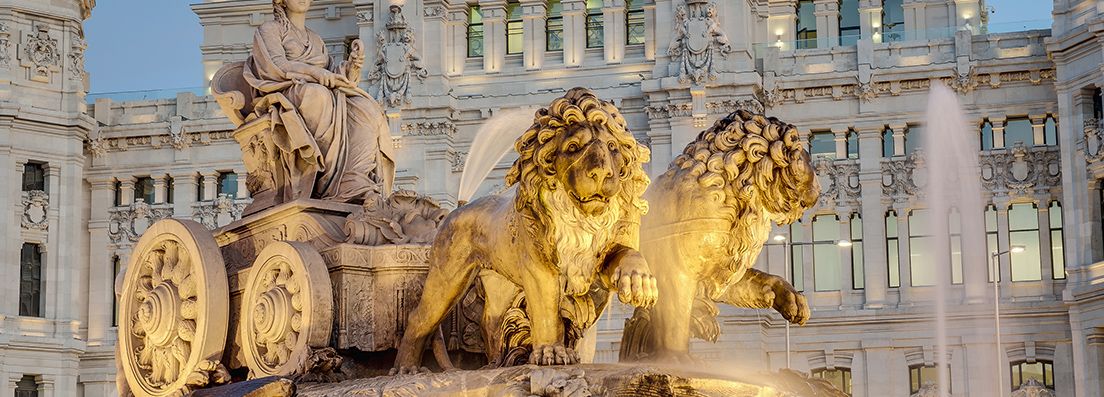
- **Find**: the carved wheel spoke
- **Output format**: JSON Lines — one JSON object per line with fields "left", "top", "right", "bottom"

{"left": 241, "top": 241, "right": 333, "bottom": 378}
{"left": 118, "top": 219, "right": 229, "bottom": 397}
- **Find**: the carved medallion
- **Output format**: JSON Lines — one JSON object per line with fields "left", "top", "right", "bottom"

{"left": 668, "top": 0, "right": 731, "bottom": 85}
{"left": 21, "top": 190, "right": 49, "bottom": 230}
{"left": 367, "top": 5, "right": 428, "bottom": 107}
{"left": 19, "top": 23, "right": 60, "bottom": 83}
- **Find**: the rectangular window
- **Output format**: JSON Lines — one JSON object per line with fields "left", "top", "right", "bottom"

{"left": 908, "top": 209, "right": 936, "bottom": 286}
{"left": 981, "top": 121, "right": 994, "bottom": 151}
{"left": 851, "top": 214, "right": 864, "bottom": 289}
{"left": 882, "top": 0, "right": 905, "bottom": 42}
{"left": 887, "top": 210, "right": 901, "bottom": 287}
{"left": 1009, "top": 203, "right": 1042, "bottom": 281}
{"left": 812, "top": 368, "right": 852, "bottom": 395}
{"left": 904, "top": 125, "right": 923, "bottom": 155}
{"left": 165, "top": 176, "right": 175, "bottom": 204}
{"left": 20, "top": 243, "right": 43, "bottom": 317}
{"left": 134, "top": 177, "right": 155, "bottom": 204}
{"left": 547, "top": 0, "right": 564, "bottom": 51}
{"left": 217, "top": 171, "right": 238, "bottom": 199}
{"left": 796, "top": 0, "right": 817, "bottom": 49}
{"left": 846, "top": 130, "right": 859, "bottom": 159}
{"left": 1050, "top": 201, "right": 1065, "bottom": 280}
{"left": 1011, "top": 360, "right": 1054, "bottom": 390}
{"left": 113, "top": 180, "right": 122, "bottom": 207}
{"left": 813, "top": 215, "right": 841, "bottom": 291}
{"left": 909, "top": 365, "right": 949, "bottom": 394}
{"left": 585, "top": 0, "right": 604, "bottom": 48}
{"left": 626, "top": 0, "right": 645, "bottom": 45}
{"left": 112, "top": 255, "right": 121, "bottom": 327}
{"left": 790, "top": 222, "right": 806, "bottom": 292}
{"left": 22, "top": 162, "right": 46, "bottom": 192}
{"left": 809, "top": 131, "right": 837, "bottom": 160}
{"left": 196, "top": 174, "right": 205, "bottom": 201}
{"left": 467, "top": 6, "right": 485, "bottom": 58}
{"left": 15, "top": 375, "right": 38, "bottom": 397}
{"left": 506, "top": 2, "right": 524, "bottom": 55}
{"left": 1004, "top": 117, "right": 1034, "bottom": 148}
{"left": 1094, "top": 88, "right": 1103, "bottom": 120}
{"left": 986, "top": 204, "right": 999, "bottom": 282}
{"left": 882, "top": 127, "right": 894, "bottom": 157}
{"left": 839, "top": 0, "right": 861, "bottom": 46}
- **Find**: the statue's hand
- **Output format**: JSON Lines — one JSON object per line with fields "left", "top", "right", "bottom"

{"left": 316, "top": 70, "right": 352, "bottom": 89}
{"left": 611, "top": 251, "right": 658, "bottom": 308}
{"left": 349, "top": 39, "right": 366, "bottom": 66}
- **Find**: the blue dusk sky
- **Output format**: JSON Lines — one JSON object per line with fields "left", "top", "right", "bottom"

{"left": 83, "top": 0, "right": 1055, "bottom": 94}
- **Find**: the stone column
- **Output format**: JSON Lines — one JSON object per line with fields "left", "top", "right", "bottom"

{"left": 234, "top": 168, "right": 249, "bottom": 199}
{"left": 888, "top": 122, "right": 907, "bottom": 156}
{"left": 480, "top": 0, "right": 508, "bottom": 73}
{"left": 6, "top": 375, "right": 20, "bottom": 397}
{"left": 44, "top": 164, "right": 62, "bottom": 320}
{"left": 642, "top": 0, "right": 656, "bottom": 60}
{"left": 170, "top": 172, "right": 198, "bottom": 220}
{"left": 903, "top": 0, "right": 926, "bottom": 40}
{"left": 201, "top": 171, "right": 219, "bottom": 201}
{"left": 0, "top": 155, "right": 15, "bottom": 317}
{"left": 859, "top": 0, "right": 882, "bottom": 42}
{"left": 767, "top": 1, "right": 798, "bottom": 50}
{"left": 562, "top": 0, "right": 587, "bottom": 67}
{"left": 1030, "top": 114, "right": 1047, "bottom": 146}
{"left": 832, "top": 125, "right": 848, "bottom": 159}
{"left": 856, "top": 124, "right": 888, "bottom": 308}
{"left": 813, "top": 0, "right": 840, "bottom": 48}
{"left": 603, "top": 0, "right": 627, "bottom": 63}
{"left": 521, "top": 0, "right": 548, "bottom": 70}
{"left": 153, "top": 176, "right": 166, "bottom": 205}
{"left": 990, "top": 116, "right": 1007, "bottom": 149}
{"left": 120, "top": 177, "right": 135, "bottom": 205}
{"left": 646, "top": 129, "right": 672, "bottom": 178}
{"left": 86, "top": 178, "right": 116, "bottom": 345}
{"left": 445, "top": 7, "right": 469, "bottom": 76}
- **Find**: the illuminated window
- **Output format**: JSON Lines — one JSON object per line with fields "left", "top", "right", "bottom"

{"left": 790, "top": 221, "right": 806, "bottom": 292}
{"left": 839, "top": 0, "right": 860, "bottom": 46}
{"left": 20, "top": 243, "right": 43, "bottom": 318}
{"left": 1005, "top": 117, "right": 1034, "bottom": 147}
{"left": 851, "top": 214, "right": 864, "bottom": 289}
{"left": 909, "top": 365, "right": 948, "bottom": 394}
{"left": 506, "top": 1, "right": 523, "bottom": 55}
{"left": 1010, "top": 360, "right": 1054, "bottom": 391}
{"left": 1009, "top": 203, "right": 1042, "bottom": 282}
{"left": 887, "top": 210, "right": 901, "bottom": 287}
{"left": 813, "top": 214, "right": 841, "bottom": 291}
{"left": 585, "top": 0, "right": 604, "bottom": 48}
{"left": 882, "top": 0, "right": 905, "bottom": 42}
{"left": 1050, "top": 201, "right": 1065, "bottom": 280}
{"left": 796, "top": 0, "right": 817, "bottom": 49}
{"left": 217, "top": 171, "right": 238, "bottom": 199}
{"left": 981, "top": 120, "right": 994, "bottom": 151}
{"left": 812, "top": 368, "right": 852, "bottom": 395}
{"left": 22, "top": 162, "right": 45, "bottom": 192}
{"left": 986, "top": 204, "right": 999, "bottom": 282}
{"left": 134, "top": 177, "right": 155, "bottom": 204}
{"left": 626, "top": 0, "right": 645, "bottom": 45}
{"left": 467, "top": 6, "right": 484, "bottom": 58}
{"left": 15, "top": 375, "right": 38, "bottom": 397}
{"left": 809, "top": 131, "right": 837, "bottom": 160}
{"left": 547, "top": 0, "right": 564, "bottom": 51}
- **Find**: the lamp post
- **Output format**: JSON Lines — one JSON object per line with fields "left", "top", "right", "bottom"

{"left": 767, "top": 234, "right": 852, "bottom": 368}
{"left": 990, "top": 245, "right": 1025, "bottom": 397}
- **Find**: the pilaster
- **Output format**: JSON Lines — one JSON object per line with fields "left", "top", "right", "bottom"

{"left": 521, "top": 0, "right": 548, "bottom": 70}
{"left": 990, "top": 116, "right": 1006, "bottom": 149}
{"left": 888, "top": 122, "right": 907, "bottom": 156}
{"left": 479, "top": 0, "right": 508, "bottom": 73}
{"left": 201, "top": 171, "right": 219, "bottom": 201}
{"left": 562, "top": 0, "right": 587, "bottom": 67}
{"left": 858, "top": 0, "right": 882, "bottom": 42}
{"left": 813, "top": 0, "right": 840, "bottom": 48}
{"left": 170, "top": 172, "right": 198, "bottom": 221}
{"left": 234, "top": 168, "right": 249, "bottom": 199}
{"left": 856, "top": 124, "right": 887, "bottom": 308}
{"left": 602, "top": 0, "right": 626, "bottom": 63}
{"left": 1030, "top": 114, "right": 1047, "bottom": 146}
{"left": 444, "top": 7, "right": 469, "bottom": 76}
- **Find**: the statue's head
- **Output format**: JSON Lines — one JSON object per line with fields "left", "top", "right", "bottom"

{"left": 506, "top": 88, "right": 650, "bottom": 221}
{"left": 272, "top": 0, "right": 311, "bottom": 21}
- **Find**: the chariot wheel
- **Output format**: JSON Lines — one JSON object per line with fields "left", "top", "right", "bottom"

{"left": 117, "top": 219, "right": 230, "bottom": 397}
{"left": 240, "top": 241, "right": 334, "bottom": 378}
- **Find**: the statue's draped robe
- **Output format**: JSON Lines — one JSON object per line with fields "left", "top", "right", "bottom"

{"left": 244, "top": 21, "right": 395, "bottom": 203}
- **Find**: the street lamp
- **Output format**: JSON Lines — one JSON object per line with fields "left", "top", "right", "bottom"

{"left": 991, "top": 245, "right": 1025, "bottom": 397}
{"left": 767, "top": 234, "right": 852, "bottom": 368}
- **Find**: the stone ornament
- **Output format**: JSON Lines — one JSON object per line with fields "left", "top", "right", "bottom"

{"left": 392, "top": 89, "right": 658, "bottom": 374}
{"left": 69, "top": 30, "right": 87, "bottom": 82}
{"left": 882, "top": 151, "right": 924, "bottom": 201}
{"left": 19, "top": 23, "right": 60, "bottom": 83}
{"left": 240, "top": 241, "right": 334, "bottom": 379}
{"left": 814, "top": 158, "right": 861, "bottom": 208}
{"left": 192, "top": 194, "right": 247, "bottom": 230}
{"left": 21, "top": 190, "right": 49, "bottom": 230}
{"left": 0, "top": 23, "right": 11, "bottom": 68}
{"left": 110, "top": 199, "right": 174, "bottom": 244}
{"left": 668, "top": 0, "right": 731, "bottom": 85}
{"left": 979, "top": 144, "right": 1061, "bottom": 197}
{"left": 344, "top": 190, "right": 448, "bottom": 245}
{"left": 368, "top": 5, "right": 428, "bottom": 108}
{"left": 117, "top": 219, "right": 230, "bottom": 397}
{"left": 621, "top": 110, "right": 818, "bottom": 362}
{"left": 1084, "top": 118, "right": 1104, "bottom": 165}
{"left": 1011, "top": 378, "right": 1055, "bottom": 397}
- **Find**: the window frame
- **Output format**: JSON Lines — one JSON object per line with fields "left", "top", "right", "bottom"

{"left": 811, "top": 367, "right": 852, "bottom": 395}
{"left": 467, "top": 5, "right": 485, "bottom": 58}
{"left": 134, "top": 176, "right": 155, "bottom": 204}
{"left": 546, "top": 0, "right": 564, "bottom": 51}
{"left": 626, "top": 0, "right": 646, "bottom": 45}
{"left": 1009, "top": 360, "right": 1054, "bottom": 391}
{"left": 585, "top": 0, "right": 604, "bottom": 49}
{"left": 216, "top": 171, "right": 239, "bottom": 199}
{"left": 506, "top": 1, "right": 524, "bottom": 55}
{"left": 22, "top": 162, "right": 46, "bottom": 192}
{"left": 19, "top": 243, "right": 43, "bottom": 318}
{"left": 796, "top": 0, "right": 818, "bottom": 49}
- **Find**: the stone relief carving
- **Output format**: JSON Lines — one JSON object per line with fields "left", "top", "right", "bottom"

{"left": 1084, "top": 118, "right": 1104, "bottom": 165}
{"left": 1011, "top": 379, "right": 1055, "bottom": 397}
{"left": 69, "top": 30, "right": 87, "bottom": 82}
{"left": 368, "top": 5, "right": 428, "bottom": 107}
{"left": 19, "top": 23, "right": 60, "bottom": 82}
{"left": 815, "top": 158, "right": 861, "bottom": 208}
{"left": 21, "top": 190, "right": 49, "bottom": 230}
{"left": 344, "top": 190, "right": 449, "bottom": 245}
{"left": 882, "top": 152, "right": 924, "bottom": 201}
{"left": 356, "top": 9, "right": 373, "bottom": 24}
{"left": 108, "top": 199, "right": 173, "bottom": 244}
{"left": 0, "top": 23, "right": 11, "bottom": 68}
{"left": 422, "top": 5, "right": 445, "bottom": 18}
{"left": 857, "top": 82, "right": 879, "bottom": 102}
{"left": 757, "top": 86, "right": 784, "bottom": 108}
{"left": 668, "top": 0, "right": 731, "bottom": 84}
{"left": 166, "top": 116, "right": 188, "bottom": 150}
{"left": 192, "top": 194, "right": 248, "bottom": 230}
{"left": 946, "top": 71, "right": 979, "bottom": 94}
{"left": 400, "top": 121, "right": 456, "bottom": 137}
{"left": 645, "top": 99, "right": 761, "bottom": 119}
{"left": 979, "top": 144, "right": 1061, "bottom": 197}
{"left": 449, "top": 150, "right": 466, "bottom": 173}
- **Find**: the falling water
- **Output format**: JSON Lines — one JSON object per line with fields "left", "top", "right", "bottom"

{"left": 923, "top": 82, "right": 986, "bottom": 397}
{"left": 457, "top": 107, "right": 540, "bottom": 203}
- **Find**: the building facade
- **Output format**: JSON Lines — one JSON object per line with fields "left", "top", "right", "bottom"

{"left": 2, "top": 0, "right": 1103, "bottom": 396}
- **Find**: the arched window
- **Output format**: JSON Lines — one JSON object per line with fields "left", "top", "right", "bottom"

{"left": 626, "top": 0, "right": 645, "bottom": 45}
{"left": 1049, "top": 201, "right": 1065, "bottom": 280}
{"left": 165, "top": 175, "right": 175, "bottom": 204}
{"left": 546, "top": 0, "right": 564, "bottom": 51}
{"left": 850, "top": 214, "right": 864, "bottom": 289}
{"left": 506, "top": 1, "right": 524, "bottom": 54}
{"left": 19, "top": 243, "right": 43, "bottom": 318}
{"left": 1009, "top": 203, "right": 1042, "bottom": 281}
{"left": 585, "top": 0, "right": 604, "bottom": 48}
{"left": 812, "top": 368, "right": 852, "bottom": 395}
{"left": 15, "top": 375, "right": 38, "bottom": 397}
{"left": 886, "top": 210, "right": 900, "bottom": 287}
{"left": 881, "top": 0, "right": 905, "bottom": 42}
{"left": 839, "top": 0, "right": 860, "bottom": 46}
{"left": 1044, "top": 116, "right": 1058, "bottom": 146}
{"left": 113, "top": 179, "right": 122, "bottom": 206}
{"left": 467, "top": 6, "right": 485, "bottom": 58}
{"left": 1010, "top": 360, "right": 1054, "bottom": 390}
{"left": 796, "top": 0, "right": 817, "bottom": 49}
{"left": 981, "top": 120, "right": 994, "bottom": 151}
{"left": 904, "top": 125, "right": 922, "bottom": 154}
{"left": 882, "top": 127, "right": 894, "bottom": 157}
{"left": 813, "top": 214, "right": 841, "bottom": 291}
{"left": 846, "top": 129, "right": 859, "bottom": 159}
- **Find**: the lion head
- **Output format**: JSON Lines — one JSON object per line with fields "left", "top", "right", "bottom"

{"left": 505, "top": 88, "right": 650, "bottom": 295}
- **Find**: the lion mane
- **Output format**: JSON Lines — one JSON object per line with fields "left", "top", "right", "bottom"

{"left": 504, "top": 88, "right": 651, "bottom": 270}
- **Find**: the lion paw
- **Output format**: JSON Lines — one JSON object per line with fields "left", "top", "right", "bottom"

{"left": 613, "top": 254, "right": 659, "bottom": 308}
{"left": 768, "top": 276, "right": 811, "bottom": 325}
{"left": 528, "top": 343, "right": 580, "bottom": 366}
{"left": 389, "top": 366, "right": 430, "bottom": 376}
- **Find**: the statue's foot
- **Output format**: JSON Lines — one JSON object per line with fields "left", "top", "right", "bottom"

{"left": 389, "top": 366, "right": 430, "bottom": 376}
{"left": 768, "top": 276, "right": 811, "bottom": 325}
{"left": 528, "top": 343, "right": 580, "bottom": 366}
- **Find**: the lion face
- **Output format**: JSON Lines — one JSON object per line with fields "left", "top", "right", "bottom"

{"left": 551, "top": 122, "right": 628, "bottom": 216}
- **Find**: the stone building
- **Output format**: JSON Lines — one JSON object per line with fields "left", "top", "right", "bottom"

{"left": 2, "top": 0, "right": 1103, "bottom": 396}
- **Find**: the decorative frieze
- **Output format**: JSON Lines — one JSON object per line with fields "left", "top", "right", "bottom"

{"left": 645, "top": 99, "right": 762, "bottom": 120}
{"left": 69, "top": 30, "right": 87, "bottom": 82}
{"left": 21, "top": 190, "right": 49, "bottom": 230}
{"left": 108, "top": 199, "right": 174, "bottom": 244}
{"left": 978, "top": 144, "right": 1061, "bottom": 198}
{"left": 400, "top": 121, "right": 456, "bottom": 137}
{"left": 769, "top": 69, "right": 1056, "bottom": 106}
{"left": 0, "top": 23, "right": 11, "bottom": 68}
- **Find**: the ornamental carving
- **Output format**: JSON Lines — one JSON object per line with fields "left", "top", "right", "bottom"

{"left": 400, "top": 121, "right": 456, "bottom": 137}
{"left": 857, "top": 82, "right": 878, "bottom": 102}
{"left": 368, "top": 5, "right": 427, "bottom": 107}
{"left": 21, "top": 190, "right": 49, "bottom": 230}
{"left": 1011, "top": 379, "right": 1055, "bottom": 397}
{"left": 449, "top": 150, "right": 466, "bottom": 173}
{"left": 192, "top": 194, "right": 248, "bottom": 230}
{"left": 19, "top": 23, "right": 60, "bottom": 83}
{"left": 0, "top": 23, "right": 11, "bottom": 68}
{"left": 108, "top": 199, "right": 174, "bottom": 244}
{"left": 69, "top": 30, "right": 87, "bottom": 82}
{"left": 1084, "top": 118, "right": 1104, "bottom": 165}
{"left": 344, "top": 190, "right": 449, "bottom": 245}
{"left": 668, "top": 0, "right": 731, "bottom": 85}
{"left": 356, "top": 9, "right": 373, "bottom": 24}
{"left": 882, "top": 152, "right": 924, "bottom": 201}
{"left": 979, "top": 144, "right": 1061, "bottom": 197}
{"left": 946, "top": 71, "right": 979, "bottom": 94}
{"left": 814, "top": 158, "right": 861, "bottom": 208}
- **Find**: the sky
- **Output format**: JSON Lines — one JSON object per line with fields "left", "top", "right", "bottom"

{"left": 83, "top": 0, "right": 1056, "bottom": 94}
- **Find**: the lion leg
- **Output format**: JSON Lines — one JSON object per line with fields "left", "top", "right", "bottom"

{"left": 393, "top": 245, "right": 479, "bottom": 374}
{"left": 479, "top": 269, "right": 521, "bottom": 365}
{"left": 521, "top": 275, "right": 576, "bottom": 365}
{"left": 718, "top": 268, "right": 810, "bottom": 325}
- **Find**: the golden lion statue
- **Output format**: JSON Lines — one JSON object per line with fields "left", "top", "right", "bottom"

{"left": 393, "top": 88, "right": 657, "bottom": 373}
{"left": 620, "top": 110, "right": 819, "bottom": 362}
